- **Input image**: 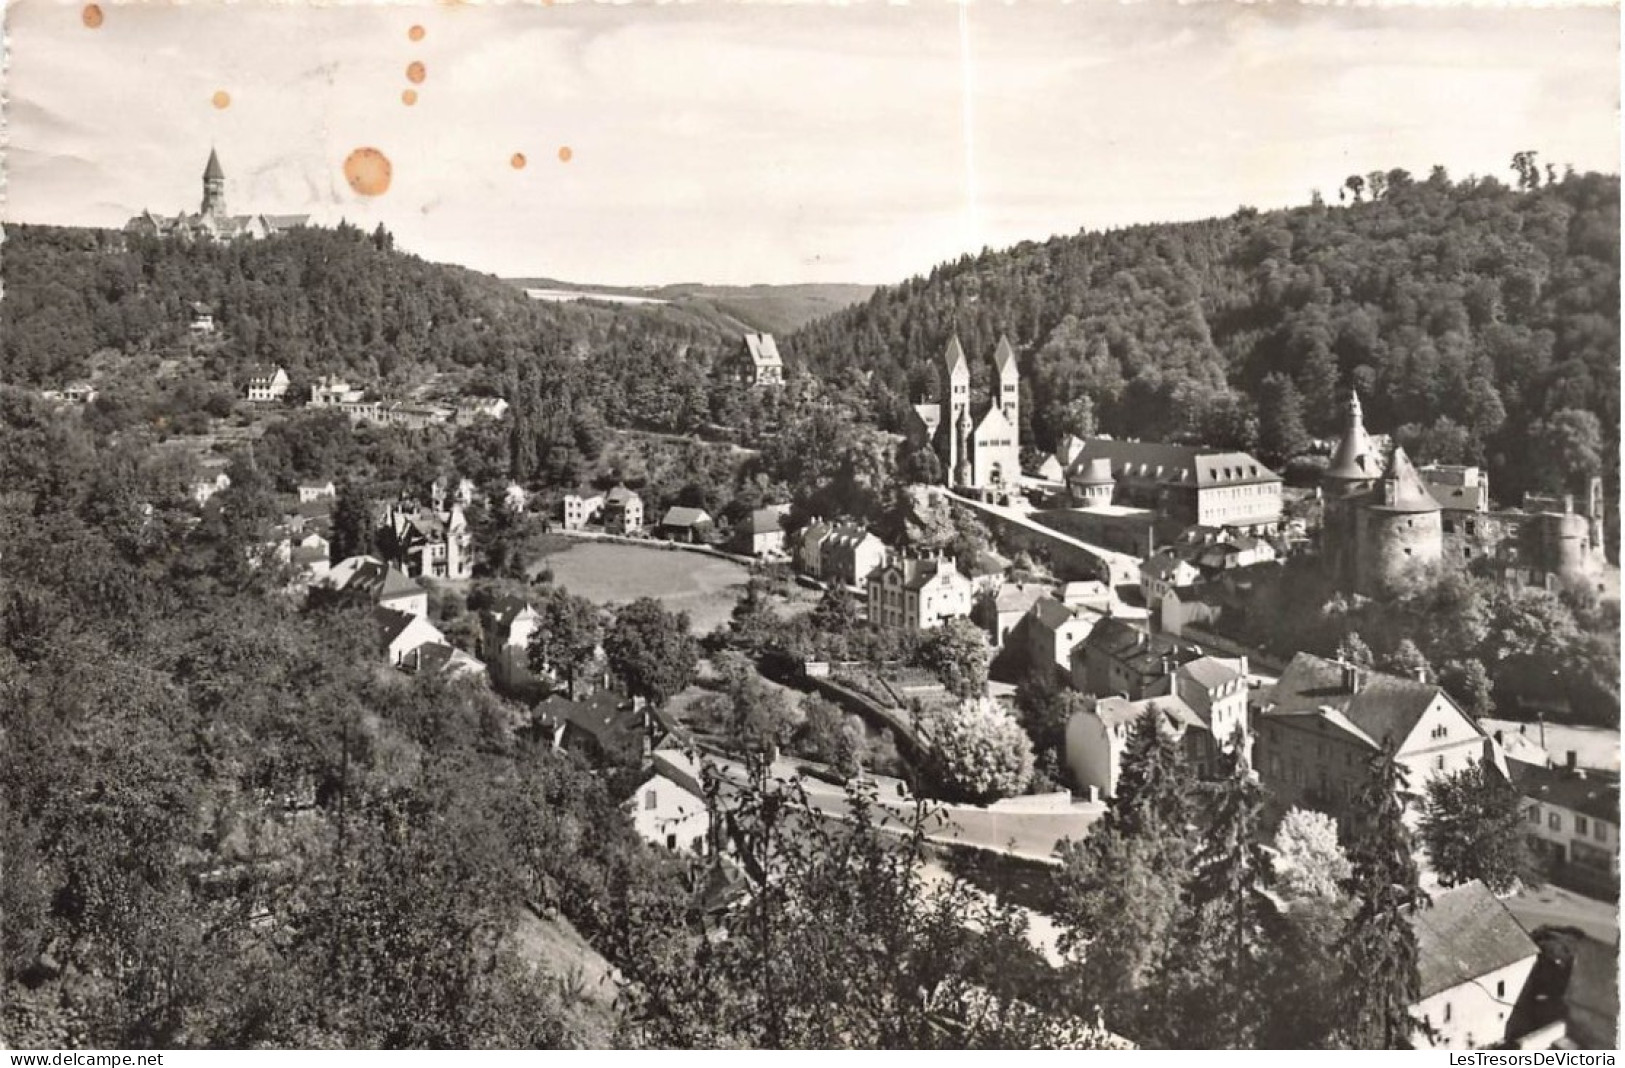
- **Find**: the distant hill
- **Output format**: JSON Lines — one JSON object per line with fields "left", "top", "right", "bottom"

{"left": 507, "top": 278, "right": 875, "bottom": 337}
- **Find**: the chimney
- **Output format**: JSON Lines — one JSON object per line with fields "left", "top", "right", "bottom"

{"left": 1342, "top": 663, "right": 1362, "bottom": 695}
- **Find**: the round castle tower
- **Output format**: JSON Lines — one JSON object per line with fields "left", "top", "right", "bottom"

{"left": 1073, "top": 457, "right": 1115, "bottom": 508}
{"left": 1320, "top": 391, "right": 1443, "bottom": 596}
{"left": 1353, "top": 445, "right": 1443, "bottom": 597}
{"left": 1320, "top": 391, "right": 1383, "bottom": 592}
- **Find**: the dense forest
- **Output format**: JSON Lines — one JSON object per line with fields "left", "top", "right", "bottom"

{"left": 787, "top": 163, "right": 1620, "bottom": 505}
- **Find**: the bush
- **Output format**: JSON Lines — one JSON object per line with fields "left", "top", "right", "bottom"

{"left": 916, "top": 697, "right": 1034, "bottom": 804}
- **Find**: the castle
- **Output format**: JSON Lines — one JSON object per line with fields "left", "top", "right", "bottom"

{"left": 908, "top": 335, "right": 1023, "bottom": 495}
{"left": 125, "top": 149, "right": 309, "bottom": 241}
{"left": 1321, "top": 391, "right": 1606, "bottom": 598}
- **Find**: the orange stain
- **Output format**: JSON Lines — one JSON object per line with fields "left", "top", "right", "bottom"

{"left": 211, "top": 90, "right": 232, "bottom": 110}
{"left": 81, "top": 4, "right": 103, "bottom": 28}
{"left": 408, "top": 24, "right": 426, "bottom": 41}
{"left": 557, "top": 146, "right": 573, "bottom": 163}
{"left": 510, "top": 153, "right": 527, "bottom": 170}
{"left": 406, "top": 61, "right": 427, "bottom": 85}
{"left": 343, "top": 148, "right": 393, "bottom": 197}
{"left": 402, "top": 89, "right": 419, "bottom": 106}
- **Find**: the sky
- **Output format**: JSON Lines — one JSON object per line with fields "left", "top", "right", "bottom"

{"left": 2, "top": 0, "right": 1619, "bottom": 286}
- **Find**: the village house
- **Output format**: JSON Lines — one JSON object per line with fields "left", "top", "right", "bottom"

{"left": 1139, "top": 548, "right": 1203, "bottom": 606}
{"left": 1255, "top": 653, "right": 1502, "bottom": 828}
{"left": 1057, "top": 579, "right": 1115, "bottom": 612}
{"left": 602, "top": 485, "right": 644, "bottom": 535}
{"left": 454, "top": 396, "right": 511, "bottom": 425}
{"left": 978, "top": 581, "right": 1048, "bottom": 652}
{"left": 964, "top": 549, "right": 1012, "bottom": 595}
{"left": 1409, "top": 881, "right": 1541, "bottom": 1051}
{"left": 732, "top": 506, "right": 789, "bottom": 558}
{"left": 561, "top": 487, "right": 605, "bottom": 531}
{"left": 375, "top": 606, "right": 447, "bottom": 667}
{"left": 798, "top": 521, "right": 887, "bottom": 588}
{"left": 1028, "top": 595, "right": 1104, "bottom": 677}
{"left": 297, "top": 481, "right": 336, "bottom": 503}
{"left": 190, "top": 469, "right": 232, "bottom": 507}
{"left": 733, "top": 333, "right": 786, "bottom": 387}
{"left": 1071, "top": 617, "right": 1202, "bottom": 701}
{"left": 309, "top": 375, "right": 366, "bottom": 408}
{"left": 480, "top": 594, "right": 541, "bottom": 693}
{"left": 627, "top": 768, "right": 714, "bottom": 855}
{"left": 320, "top": 556, "right": 429, "bottom": 618}
{"left": 189, "top": 302, "right": 216, "bottom": 334}
{"left": 402, "top": 641, "right": 487, "bottom": 683}
{"left": 533, "top": 691, "right": 649, "bottom": 765}
{"left": 385, "top": 501, "right": 473, "bottom": 580}
{"left": 865, "top": 553, "right": 976, "bottom": 633}
{"left": 246, "top": 365, "right": 290, "bottom": 403}
{"left": 659, "top": 506, "right": 714, "bottom": 544}
{"left": 1511, "top": 757, "right": 1619, "bottom": 886}
{"left": 1063, "top": 655, "right": 1251, "bottom": 798}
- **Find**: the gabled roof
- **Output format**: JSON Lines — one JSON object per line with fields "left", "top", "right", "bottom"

{"left": 1031, "top": 595, "right": 1081, "bottom": 631}
{"left": 1179, "top": 655, "right": 1245, "bottom": 692}
{"left": 1141, "top": 548, "right": 1196, "bottom": 581}
{"left": 537, "top": 691, "right": 643, "bottom": 753}
{"left": 484, "top": 593, "right": 536, "bottom": 633}
{"left": 994, "top": 582, "right": 1049, "bottom": 614}
{"left": 742, "top": 333, "right": 783, "bottom": 367}
{"left": 1064, "top": 439, "right": 1278, "bottom": 488}
{"left": 374, "top": 605, "right": 428, "bottom": 648}
{"left": 1411, "top": 881, "right": 1538, "bottom": 999}
{"left": 604, "top": 484, "right": 639, "bottom": 505}
{"left": 1421, "top": 481, "right": 1486, "bottom": 512}
{"left": 743, "top": 508, "right": 786, "bottom": 535}
{"left": 1082, "top": 618, "right": 1198, "bottom": 675}
{"left": 974, "top": 402, "right": 1014, "bottom": 439}
{"left": 1510, "top": 760, "right": 1620, "bottom": 825}
{"left": 1264, "top": 652, "right": 1466, "bottom": 752}
{"left": 661, "top": 506, "right": 712, "bottom": 528}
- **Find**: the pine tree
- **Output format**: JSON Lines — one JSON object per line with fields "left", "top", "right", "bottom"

{"left": 1337, "top": 745, "right": 1429, "bottom": 1049}
{"left": 329, "top": 481, "right": 377, "bottom": 562}
{"left": 1107, "top": 708, "right": 1193, "bottom": 841}
{"left": 1168, "top": 739, "right": 1276, "bottom": 1048}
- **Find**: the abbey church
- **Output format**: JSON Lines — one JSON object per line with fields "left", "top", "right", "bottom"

{"left": 907, "top": 335, "right": 1023, "bottom": 496}
{"left": 125, "top": 149, "right": 309, "bottom": 241}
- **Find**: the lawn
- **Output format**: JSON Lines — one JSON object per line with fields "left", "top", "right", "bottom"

{"left": 538, "top": 541, "right": 752, "bottom": 634}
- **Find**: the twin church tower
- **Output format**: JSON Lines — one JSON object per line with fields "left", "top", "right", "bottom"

{"left": 907, "top": 336, "right": 1023, "bottom": 495}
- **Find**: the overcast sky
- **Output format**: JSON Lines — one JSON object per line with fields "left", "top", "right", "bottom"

{"left": 3, "top": 0, "right": 1619, "bottom": 285}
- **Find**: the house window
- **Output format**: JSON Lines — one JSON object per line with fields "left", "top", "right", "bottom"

{"left": 1576, "top": 815, "right": 1589, "bottom": 836}
{"left": 1528, "top": 806, "right": 1540, "bottom": 825}
{"left": 644, "top": 789, "right": 658, "bottom": 810}
{"left": 665, "top": 833, "right": 677, "bottom": 850}
{"left": 1443, "top": 1003, "right": 1452, "bottom": 1023}
{"left": 1496, "top": 980, "right": 1506, "bottom": 999}
{"left": 1434, "top": 755, "right": 1445, "bottom": 770}
{"left": 1548, "top": 812, "right": 1562, "bottom": 832}
{"left": 1595, "top": 822, "right": 1608, "bottom": 842}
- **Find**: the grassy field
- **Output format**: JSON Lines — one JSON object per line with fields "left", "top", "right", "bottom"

{"left": 538, "top": 540, "right": 751, "bottom": 634}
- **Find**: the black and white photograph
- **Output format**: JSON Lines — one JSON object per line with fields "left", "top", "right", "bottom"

{"left": 0, "top": 0, "right": 1619, "bottom": 1052}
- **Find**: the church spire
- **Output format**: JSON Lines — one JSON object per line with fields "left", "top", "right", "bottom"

{"left": 203, "top": 147, "right": 225, "bottom": 181}
{"left": 201, "top": 147, "right": 227, "bottom": 219}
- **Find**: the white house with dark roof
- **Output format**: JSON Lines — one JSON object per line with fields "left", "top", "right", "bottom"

{"left": 375, "top": 606, "right": 447, "bottom": 667}
{"left": 733, "top": 506, "right": 789, "bottom": 558}
{"left": 386, "top": 501, "right": 473, "bottom": 580}
{"left": 322, "top": 556, "right": 429, "bottom": 618}
{"left": 1256, "top": 653, "right": 1503, "bottom": 827}
{"left": 1409, "top": 881, "right": 1540, "bottom": 1050}
{"left": 561, "top": 487, "right": 605, "bottom": 530}
{"left": 628, "top": 768, "right": 714, "bottom": 855}
{"left": 1139, "top": 548, "right": 1203, "bottom": 606}
{"left": 1511, "top": 758, "right": 1619, "bottom": 882}
{"left": 1057, "top": 438, "right": 1283, "bottom": 534}
{"left": 480, "top": 594, "right": 541, "bottom": 692}
{"left": 1026, "top": 595, "right": 1103, "bottom": 677}
{"left": 602, "top": 485, "right": 644, "bottom": 535}
{"left": 246, "top": 365, "right": 290, "bottom": 403}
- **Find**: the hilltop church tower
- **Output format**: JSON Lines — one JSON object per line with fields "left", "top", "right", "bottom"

{"left": 200, "top": 148, "right": 227, "bottom": 221}
{"left": 994, "top": 335, "right": 1020, "bottom": 432}
{"left": 907, "top": 334, "right": 1024, "bottom": 498}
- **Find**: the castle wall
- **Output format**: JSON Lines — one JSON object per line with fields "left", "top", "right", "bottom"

{"left": 1354, "top": 508, "right": 1442, "bottom": 597}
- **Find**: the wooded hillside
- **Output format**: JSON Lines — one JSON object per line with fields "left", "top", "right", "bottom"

{"left": 787, "top": 165, "right": 1619, "bottom": 504}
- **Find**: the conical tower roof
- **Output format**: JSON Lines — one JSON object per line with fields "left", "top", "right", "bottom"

{"left": 203, "top": 148, "right": 225, "bottom": 181}
{"left": 943, "top": 335, "right": 969, "bottom": 378}
{"left": 1074, "top": 456, "right": 1115, "bottom": 485}
{"left": 993, "top": 335, "right": 1018, "bottom": 377}
{"left": 1325, "top": 390, "right": 1380, "bottom": 482}
{"left": 1369, "top": 445, "right": 1441, "bottom": 513}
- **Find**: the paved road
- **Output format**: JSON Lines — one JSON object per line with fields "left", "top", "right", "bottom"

{"left": 1506, "top": 884, "right": 1619, "bottom": 945}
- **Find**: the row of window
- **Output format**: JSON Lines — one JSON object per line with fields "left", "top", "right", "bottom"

{"left": 1528, "top": 805, "right": 1611, "bottom": 842}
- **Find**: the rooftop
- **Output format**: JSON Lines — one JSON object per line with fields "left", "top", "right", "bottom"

{"left": 1411, "top": 881, "right": 1539, "bottom": 999}
{"left": 1264, "top": 653, "right": 1462, "bottom": 752}
{"left": 1509, "top": 759, "right": 1620, "bottom": 825}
